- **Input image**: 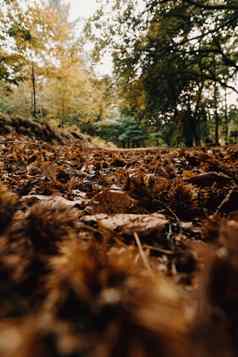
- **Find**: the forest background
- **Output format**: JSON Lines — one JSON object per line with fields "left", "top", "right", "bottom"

{"left": 1, "top": 0, "right": 238, "bottom": 148}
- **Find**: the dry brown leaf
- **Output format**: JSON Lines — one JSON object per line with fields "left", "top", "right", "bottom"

{"left": 82, "top": 213, "right": 168, "bottom": 237}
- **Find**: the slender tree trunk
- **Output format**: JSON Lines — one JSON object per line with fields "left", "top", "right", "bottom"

{"left": 214, "top": 82, "right": 219, "bottom": 145}
{"left": 193, "top": 83, "right": 204, "bottom": 146}
{"left": 172, "top": 108, "right": 180, "bottom": 146}
{"left": 31, "top": 62, "right": 37, "bottom": 118}
{"left": 212, "top": 55, "right": 220, "bottom": 145}
{"left": 60, "top": 94, "right": 65, "bottom": 128}
{"left": 183, "top": 99, "right": 194, "bottom": 147}
{"left": 215, "top": 111, "right": 219, "bottom": 145}
{"left": 224, "top": 87, "right": 229, "bottom": 143}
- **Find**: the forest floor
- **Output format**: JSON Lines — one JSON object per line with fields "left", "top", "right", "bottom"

{"left": 0, "top": 121, "right": 238, "bottom": 356}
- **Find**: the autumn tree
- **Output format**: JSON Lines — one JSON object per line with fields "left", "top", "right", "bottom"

{"left": 87, "top": 0, "right": 238, "bottom": 146}
{"left": 0, "top": 0, "right": 113, "bottom": 127}
{"left": 0, "top": 0, "right": 61, "bottom": 116}
{"left": 0, "top": 0, "right": 28, "bottom": 84}
{"left": 41, "top": 1, "right": 114, "bottom": 126}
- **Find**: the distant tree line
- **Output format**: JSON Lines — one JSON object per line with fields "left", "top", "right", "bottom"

{"left": 1, "top": 0, "right": 238, "bottom": 147}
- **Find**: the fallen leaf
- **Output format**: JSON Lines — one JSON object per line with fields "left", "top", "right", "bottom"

{"left": 185, "top": 171, "right": 232, "bottom": 186}
{"left": 91, "top": 189, "right": 138, "bottom": 213}
{"left": 21, "top": 194, "right": 83, "bottom": 208}
{"left": 82, "top": 213, "right": 168, "bottom": 237}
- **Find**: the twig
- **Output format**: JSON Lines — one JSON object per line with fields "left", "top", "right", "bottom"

{"left": 215, "top": 188, "right": 234, "bottom": 215}
{"left": 143, "top": 244, "right": 174, "bottom": 256}
{"left": 133, "top": 232, "right": 153, "bottom": 275}
{"left": 162, "top": 203, "right": 182, "bottom": 237}
{"left": 114, "top": 236, "right": 127, "bottom": 247}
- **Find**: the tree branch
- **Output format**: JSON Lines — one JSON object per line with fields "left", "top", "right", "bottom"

{"left": 185, "top": 0, "right": 238, "bottom": 11}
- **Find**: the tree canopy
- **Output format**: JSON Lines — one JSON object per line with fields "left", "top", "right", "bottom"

{"left": 86, "top": 0, "right": 238, "bottom": 145}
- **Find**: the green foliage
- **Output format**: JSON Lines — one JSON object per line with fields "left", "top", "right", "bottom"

{"left": 81, "top": 116, "right": 147, "bottom": 148}
{"left": 117, "top": 116, "right": 146, "bottom": 147}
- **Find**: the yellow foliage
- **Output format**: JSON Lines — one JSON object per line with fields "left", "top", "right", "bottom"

{"left": 1, "top": 0, "right": 115, "bottom": 125}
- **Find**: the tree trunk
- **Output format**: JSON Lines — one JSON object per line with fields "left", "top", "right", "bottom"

{"left": 183, "top": 100, "right": 194, "bottom": 147}
{"left": 214, "top": 82, "right": 219, "bottom": 145}
{"left": 60, "top": 94, "right": 65, "bottom": 128}
{"left": 31, "top": 62, "right": 37, "bottom": 118}
{"left": 224, "top": 87, "right": 229, "bottom": 144}
{"left": 215, "top": 111, "right": 219, "bottom": 145}
{"left": 194, "top": 123, "right": 201, "bottom": 146}
{"left": 193, "top": 83, "right": 204, "bottom": 146}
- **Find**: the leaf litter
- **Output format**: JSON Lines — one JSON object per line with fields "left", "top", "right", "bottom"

{"left": 0, "top": 128, "right": 238, "bottom": 355}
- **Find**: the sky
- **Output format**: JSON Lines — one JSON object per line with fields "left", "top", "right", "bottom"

{"left": 68, "top": 0, "right": 99, "bottom": 21}
{"left": 67, "top": 0, "right": 113, "bottom": 75}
